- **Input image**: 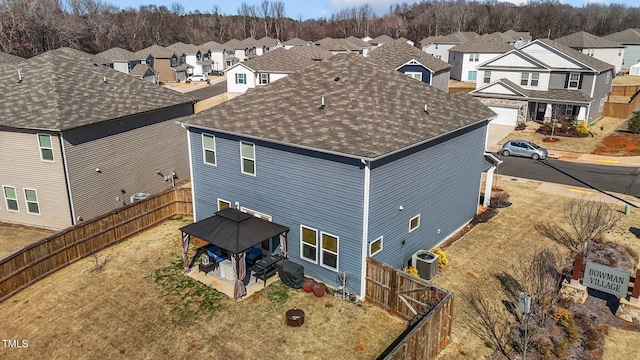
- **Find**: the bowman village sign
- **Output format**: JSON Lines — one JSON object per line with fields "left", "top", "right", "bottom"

{"left": 583, "top": 261, "right": 630, "bottom": 299}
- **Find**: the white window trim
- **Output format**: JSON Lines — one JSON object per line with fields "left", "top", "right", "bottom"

{"left": 300, "top": 225, "right": 318, "bottom": 264}
{"left": 240, "top": 141, "right": 256, "bottom": 176}
{"left": 369, "top": 236, "right": 383, "bottom": 256}
{"left": 259, "top": 73, "right": 270, "bottom": 84}
{"left": 23, "top": 188, "right": 40, "bottom": 215}
{"left": 240, "top": 207, "right": 272, "bottom": 221}
{"left": 530, "top": 72, "right": 539, "bottom": 87}
{"left": 520, "top": 72, "right": 529, "bottom": 86}
{"left": 235, "top": 73, "right": 245, "bottom": 84}
{"left": 469, "top": 53, "right": 479, "bottom": 62}
{"left": 405, "top": 72, "right": 422, "bottom": 81}
{"left": 37, "top": 133, "right": 55, "bottom": 162}
{"left": 3, "top": 185, "right": 19, "bottom": 212}
{"left": 467, "top": 70, "right": 477, "bottom": 81}
{"left": 217, "top": 198, "right": 231, "bottom": 211}
{"left": 202, "top": 133, "right": 217, "bottom": 166}
{"left": 320, "top": 231, "right": 339, "bottom": 271}
{"left": 565, "top": 105, "right": 574, "bottom": 116}
{"left": 409, "top": 214, "right": 421, "bottom": 232}
{"left": 483, "top": 71, "right": 491, "bottom": 83}
{"left": 568, "top": 73, "right": 580, "bottom": 89}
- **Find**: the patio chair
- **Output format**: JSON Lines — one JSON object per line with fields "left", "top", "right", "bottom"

{"left": 246, "top": 246, "right": 263, "bottom": 265}
{"left": 206, "top": 245, "right": 227, "bottom": 263}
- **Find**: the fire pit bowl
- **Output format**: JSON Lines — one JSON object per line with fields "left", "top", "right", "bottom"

{"left": 286, "top": 308, "right": 305, "bottom": 327}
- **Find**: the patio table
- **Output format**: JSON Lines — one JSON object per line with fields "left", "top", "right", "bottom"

{"left": 249, "top": 254, "right": 284, "bottom": 288}
{"left": 218, "top": 259, "right": 234, "bottom": 281}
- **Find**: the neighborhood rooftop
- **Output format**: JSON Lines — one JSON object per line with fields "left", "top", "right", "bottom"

{"left": 603, "top": 28, "right": 640, "bottom": 44}
{"left": 538, "top": 38, "right": 615, "bottom": 72}
{"left": 555, "top": 31, "right": 624, "bottom": 49}
{"left": 181, "top": 53, "right": 495, "bottom": 160}
{"left": 0, "top": 48, "right": 195, "bottom": 131}
{"left": 96, "top": 47, "right": 139, "bottom": 62}
{"left": 449, "top": 33, "right": 514, "bottom": 53}
{"left": 368, "top": 41, "right": 452, "bottom": 73}
{"left": 0, "top": 51, "right": 26, "bottom": 66}
{"left": 238, "top": 47, "right": 324, "bottom": 73}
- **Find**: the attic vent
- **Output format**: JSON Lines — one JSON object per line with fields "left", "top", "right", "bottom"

{"left": 103, "top": 76, "right": 108, "bottom": 84}
{"left": 17, "top": 69, "right": 22, "bottom": 83}
{"left": 319, "top": 96, "right": 325, "bottom": 110}
{"left": 423, "top": 104, "right": 429, "bottom": 113}
{"left": 334, "top": 76, "right": 340, "bottom": 81}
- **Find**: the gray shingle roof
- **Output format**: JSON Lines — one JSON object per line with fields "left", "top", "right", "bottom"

{"left": 603, "top": 29, "right": 640, "bottom": 44}
{"left": 0, "top": 51, "right": 26, "bottom": 65}
{"left": 129, "top": 63, "right": 156, "bottom": 76}
{"left": 502, "top": 30, "right": 532, "bottom": 42}
{"left": 239, "top": 47, "right": 315, "bottom": 73}
{"left": 315, "top": 37, "right": 366, "bottom": 51}
{"left": 450, "top": 33, "right": 514, "bottom": 53}
{"left": 555, "top": 31, "right": 623, "bottom": 49}
{"left": 181, "top": 53, "right": 494, "bottom": 160}
{"left": 0, "top": 48, "right": 194, "bottom": 131}
{"left": 346, "top": 36, "right": 371, "bottom": 48}
{"left": 420, "top": 32, "right": 479, "bottom": 47}
{"left": 200, "top": 41, "right": 225, "bottom": 51}
{"left": 288, "top": 45, "right": 334, "bottom": 60}
{"left": 223, "top": 39, "right": 245, "bottom": 50}
{"left": 135, "top": 44, "right": 175, "bottom": 59}
{"left": 167, "top": 42, "right": 201, "bottom": 55}
{"left": 537, "top": 38, "right": 614, "bottom": 72}
{"left": 284, "top": 37, "right": 310, "bottom": 46}
{"left": 255, "top": 36, "right": 279, "bottom": 47}
{"left": 368, "top": 42, "right": 451, "bottom": 72}
{"left": 498, "top": 79, "right": 592, "bottom": 103}
{"left": 96, "top": 47, "right": 139, "bottom": 61}
{"left": 370, "top": 35, "right": 395, "bottom": 45}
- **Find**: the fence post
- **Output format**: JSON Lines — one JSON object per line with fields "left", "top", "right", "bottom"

{"left": 631, "top": 270, "right": 640, "bottom": 305}
{"left": 571, "top": 253, "right": 584, "bottom": 284}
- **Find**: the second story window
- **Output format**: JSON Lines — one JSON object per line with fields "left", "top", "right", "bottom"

{"left": 586, "top": 49, "right": 594, "bottom": 57}
{"left": 171, "top": 57, "right": 177, "bottom": 67}
{"left": 520, "top": 72, "right": 529, "bottom": 86}
{"left": 484, "top": 70, "right": 491, "bottom": 84}
{"left": 567, "top": 73, "right": 580, "bottom": 89}
{"left": 469, "top": 53, "right": 479, "bottom": 62}
{"left": 531, "top": 72, "right": 539, "bottom": 86}
{"left": 260, "top": 73, "right": 270, "bottom": 84}
{"left": 240, "top": 141, "right": 256, "bottom": 176}
{"left": 37, "top": 133, "right": 54, "bottom": 162}
{"left": 202, "top": 133, "right": 217, "bottom": 166}
{"left": 236, "top": 73, "right": 246, "bottom": 84}
{"left": 520, "top": 72, "right": 539, "bottom": 87}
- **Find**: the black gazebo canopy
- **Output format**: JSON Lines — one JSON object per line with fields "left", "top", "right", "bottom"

{"left": 180, "top": 208, "right": 289, "bottom": 254}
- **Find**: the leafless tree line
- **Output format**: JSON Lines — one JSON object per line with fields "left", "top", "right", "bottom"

{"left": 2, "top": 0, "right": 640, "bottom": 58}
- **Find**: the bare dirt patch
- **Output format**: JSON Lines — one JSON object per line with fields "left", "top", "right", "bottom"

{"left": 0, "top": 222, "right": 54, "bottom": 258}
{"left": 593, "top": 131, "right": 640, "bottom": 156}
{"left": 0, "top": 219, "right": 405, "bottom": 359}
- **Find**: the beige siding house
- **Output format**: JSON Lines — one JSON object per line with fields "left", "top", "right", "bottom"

{"left": 0, "top": 48, "right": 195, "bottom": 230}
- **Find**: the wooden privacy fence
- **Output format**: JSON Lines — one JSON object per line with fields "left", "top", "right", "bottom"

{"left": 366, "top": 257, "right": 453, "bottom": 360}
{"left": 0, "top": 187, "right": 192, "bottom": 303}
{"left": 605, "top": 84, "right": 640, "bottom": 119}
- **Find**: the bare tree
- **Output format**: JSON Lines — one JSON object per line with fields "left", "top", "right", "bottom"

{"left": 462, "top": 289, "right": 514, "bottom": 359}
{"left": 535, "top": 199, "right": 621, "bottom": 256}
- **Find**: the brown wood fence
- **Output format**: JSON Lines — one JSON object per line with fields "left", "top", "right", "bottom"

{"left": 605, "top": 85, "right": 640, "bottom": 119}
{"left": 366, "top": 257, "right": 453, "bottom": 360}
{"left": 0, "top": 187, "right": 192, "bottom": 303}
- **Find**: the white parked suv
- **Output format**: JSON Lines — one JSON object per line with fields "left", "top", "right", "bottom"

{"left": 186, "top": 74, "right": 208, "bottom": 82}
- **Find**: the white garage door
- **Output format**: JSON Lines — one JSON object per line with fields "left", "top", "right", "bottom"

{"left": 488, "top": 106, "right": 518, "bottom": 126}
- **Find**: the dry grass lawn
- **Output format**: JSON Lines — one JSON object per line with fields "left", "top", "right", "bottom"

{"left": 431, "top": 177, "right": 640, "bottom": 359}
{"left": 0, "top": 223, "right": 54, "bottom": 258}
{"left": 0, "top": 218, "right": 405, "bottom": 359}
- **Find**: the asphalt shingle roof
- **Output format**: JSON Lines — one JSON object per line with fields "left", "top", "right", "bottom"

{"left": 181, "top": 53, "right": 494, "bottom": 160}
{"left": 0, "top": 48, "right": 195, "bottom": 131}
{"left": 135, "top": 44, "right": 175, "bottom": 59}
{"left": 450, "top": 33, "right": 514, "bottom": 53}
{"left": 0, "top": 51, "right": 26, "bottom": 65}
{"left": 167, "top": 42, "right": 201, "bottom": 55}
{"left": 502, "top": 30, "right": 532, "bottom": 42}
{"left": 537, "top": 38, "right": 614, "bottom": 72}
{"left": 315, "top": 37, "right": 367, "bottom": 51}
{"left": 223, "top": 39, "right": 245, "bottom": 50}
{"left": 240, "top": 48, "right": 316, "bottom": 72}
{"left": 603, "top": 29, "right": 640, "bottom": 44}
{"left": 555, "top": 31, "right": 623, "bottom": 49}
{"left": 420, "top": 32, "right": 478, "bottom": 46}
{"left": 368, "top": 42, "right": 451, "bottom": 72}
{"left": 129, "top": 63, "right": 156, "bottom": 76}
{"left": 255, "top": 36, "right": 280, "bottom": 47}
{"left": 200, "top": 41, "right": 225, "bottom": 51}
{"left": 370, "top": 35, "right": 395, "bottom": 45}
{"left": 96, "top": 47, "right": 139, "bottom": 61}
{"left": 498, "top": 78, "right": 593, "bottom": 103}
{"left": 284, "top": 37, "right": 310, "bottom": 46}
{"left": 288, "top": 45, "right": 334, "bottom": 60}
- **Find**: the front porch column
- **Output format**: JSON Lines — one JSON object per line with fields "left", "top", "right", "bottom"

{"left": 544, "top": 103, "right": 552, "bottom": 121}
{"left": 577, "top": 106, "right": 587, "bottom": 121}
{"left": 181, "top": 231, "right": 191, "bottom": 273}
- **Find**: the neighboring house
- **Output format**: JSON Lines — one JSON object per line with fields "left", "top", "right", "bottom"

{"left": 135, "top": 45, "right": 178, "bottom": 83}
{"left": 96, "top": 47, "right": 141, "bottom": 75}
{"left": 283, "top": 37, "right": 310, "bottom": 49}
{"left": 603, "top": 28, "right": 640, "bottom": 70}
{"left": 367, "top": 35, "right": 395, "bottom": 48}
{"left": 0, "top": 48, "right": 195, "bottom": 230}
{"left": 315, "top": 37, "right": 370, "bottom": 55}
{"left": 448, "top": 33, "right": 514, "bottom": 82}
{"left": 254, "top": 36, "right": 282, "bottom": 56}
{"left": 420, "top": 31, "right": 478, "bottom": 61}
{"left": 129, "top": 63, "right": 158, "bottom": 84}
{"left": 179, "top": 53, "right": 496, "bottom": 299}
{"left": 226, "top": 47, "right": 332, "bottom": 95}
{"left": 200, "top": 40, "right": 226, "bottom": 72}
{"left": 397, "top": 37, "right": 415, "bottom": 46}
{"left": 368, "top": 41, "right": 452, "bottom": 92}
{"left": 167, "top": 42, "right": 204, "bottom": 76}
{"left": 501, "top": 30, "right": 532, "bottom": 47}
{"left": 472, "top": 38, "right": 615, "bottom": 126}
{"left": 555, "top": 31, "right": 625, "bottom": 74}
{"left": 223, "top": 38, "right": 246, "bottom": 66}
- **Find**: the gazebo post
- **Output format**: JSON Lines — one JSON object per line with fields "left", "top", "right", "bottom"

{"left": 279, "top": 232, "right": 288, "bottom": 258}
{"left": 181, "top": 231, "right": 191, "bottom": 273}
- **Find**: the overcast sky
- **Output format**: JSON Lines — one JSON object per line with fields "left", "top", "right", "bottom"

{"left": 106, "top": 0, "right": 639, "bottom": 20}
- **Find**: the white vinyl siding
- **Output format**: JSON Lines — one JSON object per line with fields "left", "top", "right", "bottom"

{"left": 202, "top": 133, "right": 217, "bottom": 166}
{"left": 300, "top": 225, "right": 318, "bottom": 263}
{"left": 23, "top": 188, "right": 40, "bottom": 215}
{"left": 3, "top": 186, "right": 18, "bottom": 212}
{"left": 240, "top": 141, "right": 256, "bottom": 176}
{"left": 369, "top": 236, "right": 383, "bottom": 256}
{"left": 37, "top": 133, "right": 54, "bottom": 162}
{"left": 320, "top": 232, "right": 339, "bottom": 271}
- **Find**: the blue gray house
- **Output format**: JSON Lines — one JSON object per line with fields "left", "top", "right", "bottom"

{"left": 367, "top": 41, "right": 451, "bottom": 93}
{"left": 179, "top": 54, "right": 496, "bottom": 298}
{"left": 604, "top": 28, "right": 640, "bottom": 70}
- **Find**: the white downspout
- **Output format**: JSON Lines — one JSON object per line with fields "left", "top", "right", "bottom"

{"left": 59, "top": 133, "right": 76, "bottom": 226}
{"left": 184, "top": 125, "right": 197, "bottom": 220}
{"left": 359, "top": 159, "right": 371, "bottom": 299}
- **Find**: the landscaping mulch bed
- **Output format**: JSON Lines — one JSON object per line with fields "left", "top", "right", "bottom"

{"left": 592, "top": 131, "right": 640, "bottom": 156}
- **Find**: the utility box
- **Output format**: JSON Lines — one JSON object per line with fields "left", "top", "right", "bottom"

{"left": 412, "top": 250, "right": 439, "bottom": 280}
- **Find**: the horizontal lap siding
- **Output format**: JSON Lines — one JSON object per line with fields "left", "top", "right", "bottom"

{"left": 64, "top": 105, "right": 192, "bottom": 223}
{"left": 368, "top": 124, "right": 488, "bottom": 269}
{"left": 189, "top": 129, "right": 365, "bottom": 289}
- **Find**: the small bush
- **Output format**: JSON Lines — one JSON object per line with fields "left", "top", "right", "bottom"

{"left": 431, "top": 247, "right": 449, "bottom": 267}
{"left": 629, "top": 111, "right": 640, "bottom": 134}
{"left": 533, "top": 337, "right": 554, "bottom": 358}
{"left": 490, "top": 191, "right": 511, "bottom": 208}
{"left": 575, "top": 120, "right": 589, "bottom": 134}
{"left": 404, "top": 266, "right": 420, "bottom": 278}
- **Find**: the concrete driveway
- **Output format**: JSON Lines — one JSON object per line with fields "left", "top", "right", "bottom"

{"left": 487, "top": 124, "right": 514, "bottom": 152}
